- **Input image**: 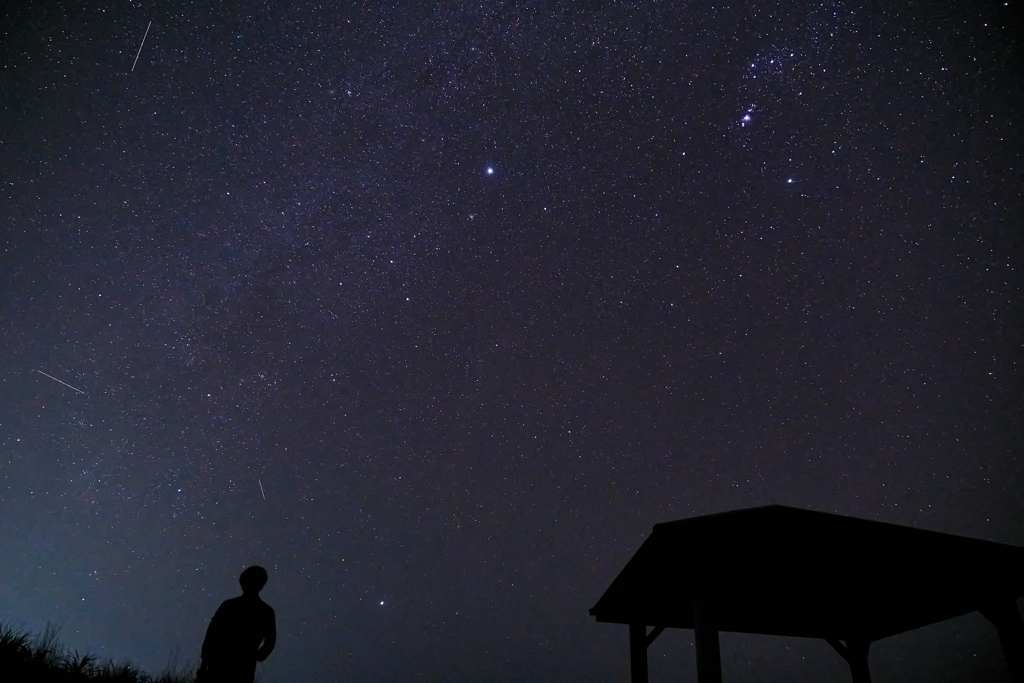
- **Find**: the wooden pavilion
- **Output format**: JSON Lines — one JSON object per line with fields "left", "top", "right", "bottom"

{"left": 590, "top": 505, "right": 1024, "bottom": 682}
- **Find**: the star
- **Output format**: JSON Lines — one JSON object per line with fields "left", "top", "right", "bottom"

{"left": 486, "top": 167, "right": 494, "bottom": 175}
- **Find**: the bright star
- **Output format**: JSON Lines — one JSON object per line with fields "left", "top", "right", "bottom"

{"left": 486, "top": 167, "right": 494, "bottom": 175}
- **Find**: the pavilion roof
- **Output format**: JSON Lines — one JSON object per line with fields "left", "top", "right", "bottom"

{"left": 590, "top": 505, "right": 1024, "bottom": 641}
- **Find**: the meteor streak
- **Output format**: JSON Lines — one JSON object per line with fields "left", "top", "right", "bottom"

{"left": 132, "top": 21, "right": 151, "bottom": 72}
{"left": 35, "top": 370, "right": 85, "bottom": 394}
{"left": 259, "top": 479, "right": 266, "bottom": 500}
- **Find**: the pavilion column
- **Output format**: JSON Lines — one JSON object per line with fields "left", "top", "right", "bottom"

{"left": 980, "top": 601, "right": 1024, "bottom": 683}
{"left": 693, "top": 594, "right": 722, "bottom": 683}
{"left": 847, "top": 640, "right": 871, "bottom": 683}
{"left": 827, "top": 638, "right": 871, "bottom": 683}
{"left": 630, "top": 623, "right": 649, "bottom": 683}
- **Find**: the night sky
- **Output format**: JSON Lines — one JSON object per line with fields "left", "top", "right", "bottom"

{"left": 1, "top": 1, "right": 1022, "bottom": 681}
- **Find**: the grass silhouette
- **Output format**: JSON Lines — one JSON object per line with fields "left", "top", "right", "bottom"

{"left": 0, "top": 622, "right": 195, "bottom": 683}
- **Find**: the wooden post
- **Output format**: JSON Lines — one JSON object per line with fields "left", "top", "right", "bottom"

{"left": 847, "top": 639, "right": 871, "bottom": 683}
{"left": 630, "top": 623, "right": 649, "bottom": 683}
{"left": 693, "top": 595, "right": 722, "bottom": 683}
{"left": 981, "top": 601, "right": 1024, "bottom": 683}
{"left": 827, "top": 638, "right": 871, "bottom": 683}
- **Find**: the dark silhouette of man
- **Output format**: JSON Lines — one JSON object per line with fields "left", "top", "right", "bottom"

{"left": 198, "top": 566, "right": 276, "bottom": 683}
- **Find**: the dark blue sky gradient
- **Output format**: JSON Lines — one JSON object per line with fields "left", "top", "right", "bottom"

{"left": 2, "top": 1, "right": 1022, "bottom": 681}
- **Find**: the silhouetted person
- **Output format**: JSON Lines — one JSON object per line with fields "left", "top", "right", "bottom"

{"left": 197, "top": 566, "right": 276, "bottom": 683}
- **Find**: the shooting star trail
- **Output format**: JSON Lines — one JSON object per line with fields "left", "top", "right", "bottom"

{"left": 131, "top": 21, "right": 151, "bottom": 72}
{"left": 259, "top": 479, "right": 266, "bottom": 501}
{"left": 35, "top": 370, "right": 85, "bottom": 394}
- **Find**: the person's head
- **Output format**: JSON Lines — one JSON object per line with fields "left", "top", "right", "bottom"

{"left": 239, "top": 566, "right": 268, "bottom": 596}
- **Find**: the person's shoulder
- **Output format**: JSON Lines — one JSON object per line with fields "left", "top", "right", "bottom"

{"left": 219, "top": 595, "right": 245, "bottom": 610}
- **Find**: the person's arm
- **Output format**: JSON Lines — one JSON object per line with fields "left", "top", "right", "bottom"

{"left": 201, "top": 604, "right": 226, "bottom": 661}
{"left": 256, "top": 608, "right": 276, "bottom": 661}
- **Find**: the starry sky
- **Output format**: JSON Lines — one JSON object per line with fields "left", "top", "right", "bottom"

{"left": 1, "top": 1, "right": 1022, "bottom": 681}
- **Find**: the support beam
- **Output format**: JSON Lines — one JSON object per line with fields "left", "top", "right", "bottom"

{"left": 826, "top": 638, "right": 848, "bottom": 660}
{"left": 646, "top": 625, "right": 666, "bottom": 647}
{"left": 693, "top": 596, "right": 722, "bottom": 683}
{"left": 630, "top": 623, "right": 649, "bottom": 683}
{"left": 980, "top": 601, "right": 1024, "bottom": 683}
